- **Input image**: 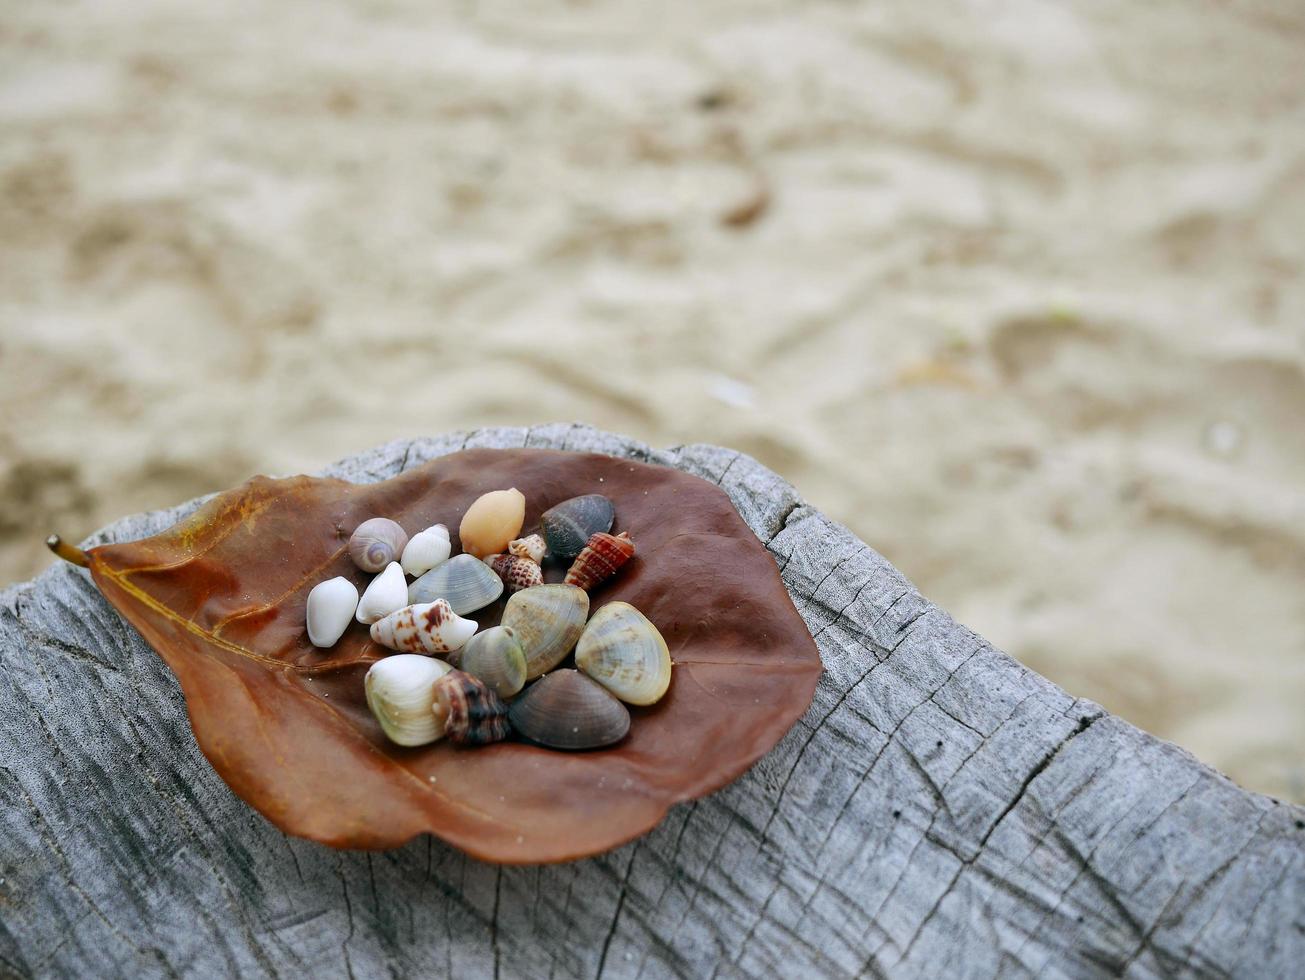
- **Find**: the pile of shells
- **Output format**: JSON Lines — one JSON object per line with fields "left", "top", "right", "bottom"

{"left": 304, "top": 490, "right": 669, "bottom": 751}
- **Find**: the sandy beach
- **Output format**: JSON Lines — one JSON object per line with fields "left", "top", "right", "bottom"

{"left": 2, "top": 0, "right": 1303, "bottom": 803}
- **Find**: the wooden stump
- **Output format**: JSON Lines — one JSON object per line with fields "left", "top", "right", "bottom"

{"left": 2, "top": 425, "right": 1301, "bottom": 978}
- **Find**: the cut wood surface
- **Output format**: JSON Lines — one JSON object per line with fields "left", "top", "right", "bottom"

{"left": 2, "top": 425, "right": 1301, "bottom": 979}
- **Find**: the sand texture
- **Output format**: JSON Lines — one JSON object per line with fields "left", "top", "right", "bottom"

{"left": 2, "top": 0, "right": 1303, "bottom": 803}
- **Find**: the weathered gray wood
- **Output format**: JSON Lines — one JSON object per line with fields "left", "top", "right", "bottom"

{"left": 1, "top": 424, "right": 1301, "bottom": 979}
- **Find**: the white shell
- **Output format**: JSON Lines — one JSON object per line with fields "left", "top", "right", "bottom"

{"left": 401, "top": 524, "right": 452, "bottom": 577}
{"left": 408, "top": 553, "right": 504, "bottom": 615}
{"left": 306, "top": 576, "right": 359, "bottom": 648}
{"left": 355, "top": 562, "right": 409, "bottom": 624}
{"left": 364, "top": 654, "right": 454, "bottom": 746}
{"left": 370, "top": 599, "right": 478, "bottom": 654}
{"left": 508, "top": 534, "right": 547, "bottom": 565}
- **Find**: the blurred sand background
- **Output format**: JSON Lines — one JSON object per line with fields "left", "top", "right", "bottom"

{"left": 2, "top": 1, "right": 1303, "bottom": 802}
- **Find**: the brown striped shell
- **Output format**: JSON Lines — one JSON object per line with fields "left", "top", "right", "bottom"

{"left": 564, "top": 532, "right": 635, "bottom": 591}
{"left": 487, "top": 553, "right": 544, "bottom": 593}
{"left": 431, "top": 670, "right": 511, "bottom": 746}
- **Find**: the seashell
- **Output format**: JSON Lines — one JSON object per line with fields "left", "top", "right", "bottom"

{"left": 575, "top": 601, "right": 671, "bottom": 705}
{"left": 364, "top": 654, "right": 454, "bottom": 746}
{"left": 370, "top": 599, "right": 478, "bottom": 655}
{"left": 401, "top": 523, "right": 451, "bottom": 577}
{"left": 501, "top": 584, "right": 590, "bottom": 679}
{"left": 564, "top": 532, "right": 635, "bottom": 592}
{"left": 408, "top": 553, "right": 505, "bottom": 615}
{"left": 306, "top": 576, "right": 359, "bottom": 648}
{"left": 508, "top": 533, "right": 547, "bottom": 564}
{"left": 459, "top": 488, "right": 526, "bottom": 559}
{"left": 540, "top": 494, "right": 614, "bottom": 559}
{"left": 432, "top": 670, "right": 511, "bottom": 746}
{"left": 508, "top": 669, "right": 630, "bottom": 750}
{"left": 349, "top": 517, "right": 409, "bottom": 573}
{"left": 355, "top": 562, "right": 409, "bottom": 624}
{"left": 486, "top": 553, "right": 544, "bottom": 594}
{"left": 459, "top": 626, "right": 527, "bottom": 698}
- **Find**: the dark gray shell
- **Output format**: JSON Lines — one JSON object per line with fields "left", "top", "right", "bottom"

{"left": 507, "top": 670, "right": 630, "bottom": 750}
{"left": 540, "top": 494, "right": 614, "bottom": 559}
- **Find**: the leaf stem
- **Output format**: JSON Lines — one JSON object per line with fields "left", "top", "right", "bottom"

{"left": 46, "top": 534, "right": 90, "bottom": 568}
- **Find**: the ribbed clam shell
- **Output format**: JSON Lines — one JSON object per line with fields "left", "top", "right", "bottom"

{"left": 564, "top": 532, "right": 635, "bottom": 592}
{"left": 459, "top": 488, "right": 526, "bottom": 559}
{"left": 508, "top": 669, "right": 630, "bottom": 750}
{"left": 355, "top": 561, "right": 409, "bottom": 624}
{"left": 364, "top": 654, "right": 454, "bottom": 746}
{"left": 459, "top": 626, "right": 527, "bottom": 698}
{"left": 408, "top": 553, "right": 505, "bottom": 615}
{"left": 540, "top": 494, "right": 614, "bottom": 560}
{"left": 306, "top": 576, "right": 359, "bottom": 648}
{"left": 349, "top": 517, "right": 409, "bottom": 573}
{"left": 431, "top": 670, "right": 512, "bottom": 746}
{"left": 401, "top": 524, "right": 451, "bottom": 577}
{"left": 575, "top": 601, "right": 671, "bottom": 705}
{"left": 370, "top": 599, "right": 478, "bottom": 654}
{"left": 487, "top": 553, "right": 544, "bottom": 594}
{"left": 501, "top": 584, "right": 590, "bottom": 679}
{"left": 508, "top": 533, "right": 547, "bottom": 564}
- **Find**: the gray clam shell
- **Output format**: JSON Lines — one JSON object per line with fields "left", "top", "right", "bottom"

{"left": 408, "top": 553, "right": 504, "bottom": 615}
{"left": 508, "top": 670, "right": 630, "bottom": 750}
{"left": 459, "top": 626, "right": 527, "bottom": 698}
{"left": 501, "top": 584, "right": 589, "bottom": 679}
{"left": 540, "top": 494, "right": 614, "bottom": 559}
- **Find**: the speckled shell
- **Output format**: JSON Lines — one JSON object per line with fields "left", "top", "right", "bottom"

{"left": 508, "top": 669, "right": 630, "bottom": 750}
{"left": 408, "top": 553, "right": 505, "bottom": 615}
{"left": 459, "top": 626, "right": 527, "bottom": 698}
{"left": 369, "top": 599, "right": 478, "bottom": 655}
{"left": 459, "top": 488, "right": 526, "bottom": 559}
{"left": 564, "top": 532, "right": 635, "bottom": 591}
{"left": 431, "top": 670, "right": 511, "bottom": 746}
{"left": 364, "top": 654, "right": 455, "bottom": 746}
{"left": 575, "top": 601, "right": 671, "bottom": 705}
{"left": 501, "top": 584, "right": 590, "bottom": 679}
{"left": 540, "top": 494, "right": 614, "bottom": 560}
{"left": 349, "top": 518, "right": 409, "bottom": 573}
{"left": 508, "top": 534, "right": 547, "bottom": 564}
{"left": 487, "top": 553, "right": 544, "bottom": 594}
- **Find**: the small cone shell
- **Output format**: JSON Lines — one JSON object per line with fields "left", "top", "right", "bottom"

{"left": 575, "top": 601, "right": 671, "bottom": 705}
{"left": 459, "top": 488, "right": 526, "bottom": 559}
{"left": 564, "top": 532, "right": 635, "bottom": 591}
{"left": 487, "top": 553, "right": 544, "bottom": 594}
{"left": 356, "top": 562, "right": 409, "bottom": 624}
{"left": 370, "top": 599, "right": 478, "bottom": 654}
{"left": 306, "top": 576, "right": 359, "bottom": 648}
{"left": 508, "top": 534, "right": 547, "bottom": 564}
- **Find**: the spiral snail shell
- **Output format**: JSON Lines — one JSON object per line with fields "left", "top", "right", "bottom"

{"left": 369, "top": 599, "right": 478, "bottom": 655}
{"left": 508, "top": 534, "right": 547, "bottom": 565}
{"left": 432, "top": 670, "right": 512, "bottom": 746}
{"left": 564, "top": 532, "right": 635, "bottom": 592}
{"left": 401, "top": 523, "right": 451, "bottom": 577}
{"left": 486, "top": 553, "right": 544, "bottom": 594}
{"left": 349, "top": 518, "right": 409, "bottom": 573}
